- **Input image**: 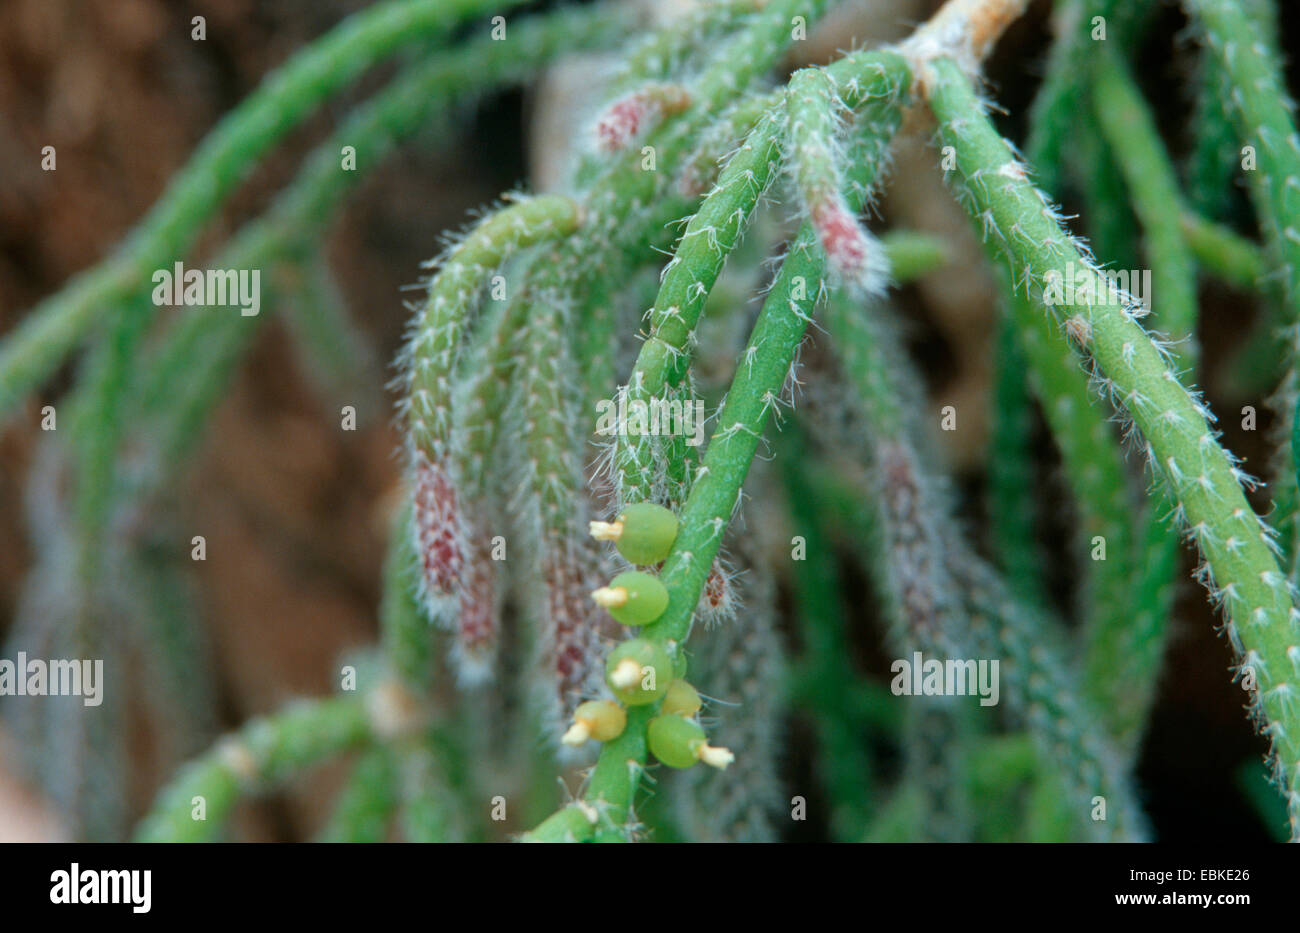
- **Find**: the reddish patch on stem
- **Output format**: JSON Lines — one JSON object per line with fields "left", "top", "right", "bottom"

{"left": 811, "top": 199, "right": 870, "bottom": 279}
{"left": 703, "top": 563, "right": 728, "bottom": 609}
{"left": 698, "top": 558, "right": 736, "bottom": 622}
{"left": 544, "top": 544, "right": 601, "bottom": 711}
{"left": 594, "top": 86, "right": 688, "bottom": 154}
{"left": 596, "top": 97, "right": 647, "bottom": 153}
{"left": 457, "top": 524, "right": 498, "bottom": 665}
{"left": 413, "top": 451, "right": 463, "bottom": 597}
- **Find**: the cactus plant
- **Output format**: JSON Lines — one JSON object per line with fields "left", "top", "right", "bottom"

{"left": 2, "top": 0, "right": 1300, "bottom": 844}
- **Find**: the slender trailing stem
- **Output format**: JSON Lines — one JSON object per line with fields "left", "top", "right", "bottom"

{"left": 513, "top": 272, "right": 607, "bottom": 719}
{"left": 823, "top": 284, "right": 1141, "bottom": 839}
{"left": 950, "top": 546, "right": 1150, "bottom": 840}
{"left": 529, "top": 106, "right": 907, "bottom": 838}
{"left": 282, "top": 253, "right": 380, "bottom": 413}
{"left": 1179, "top": 211, "right": 1267, "bottom": 289}
{"left": 673, "top": 527, "right": 786, "bottom": 842}
{"left": 1185, "top": 0, "right": 1300, "bottom": 578}
{"left": 394, "top": 731, "right": 464, "bottom": 842}
{"left": 987, "top": 313, "right": 1050, "bottom": 607}
{"left": 1001, "top": 271, "right": 1133, "bottom": 648}
{"left": 1085, "top": 48, "right": 1199, "bottom": 752}
{"left": 930, "top": 54, "right": 1300, "bottom": 837}
{"left": 136, "top": 695, "right": 380, "bottom": 842}
{"left": 614, "top": 51, "right": 909, "bottom": 504}
{"left": 319, "top": 747, "right": 398, "bottom": 843}
{"left": 0, "top": 0, "right": 530, "bottom": 418}
{"left": 820, "top": 291, "right": 974, "bottom": 841}
{"left": 879, "top": 231, "right": 949, "bottom": 282}
{"left": 134, "top": 5, "right": 623, "bottom": 478}
{"left": 782, "top": 431, "right": 878, "bottom": 841}
{"left": 1184, "top": 0, "right": 1278, "bottom": 221}
{"left": 404, "top": 195, "right": 581, "bottom": 464}
{"left": 525, "top": 221, "right": 843, "bottom": 837}
{"left": 381, "top": 507, "right": 430, "bottom": 688}
{"left": 1025, "top": 0, "right": 1130, "bottom": 194}
{"left": 402, "top": 197, "right": 581, "bottom": 673}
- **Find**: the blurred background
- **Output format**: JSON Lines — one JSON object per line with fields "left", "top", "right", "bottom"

{"left": 0, "top": 0, "right": 1297, "bottom": 841}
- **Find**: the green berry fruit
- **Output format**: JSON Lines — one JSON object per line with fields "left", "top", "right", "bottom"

{"left": 562, "top": 700, "right": 627, "bottom": 745}
{"left": 613, "top": 502, "right": 679, "bottom": 565}
{"left": 605, "top": 639, "right": 673, "bottom": 705}
{"left": 648, "top": 714, "right": 707, "bottom": 769}
{"left": 661, "top": 679, "right": 701, "bottom": 718}
{"left": 592, "top": 571, "right": 668, "bottom": 626}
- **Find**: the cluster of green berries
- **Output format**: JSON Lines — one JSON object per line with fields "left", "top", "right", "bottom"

{"left": 558, "top": 504, "right": 734, "bottom": 770}
{"left": 589, "top": 502, "right": 678, "bottom": 629}
{"left": 648, "top": 679, "right": 734, "bottom": 770}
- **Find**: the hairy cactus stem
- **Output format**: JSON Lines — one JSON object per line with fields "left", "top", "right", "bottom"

{"left": 613, "top": 50, "right": 909, "bottom": 504}
{"left": 0, "top": 0, "right": 540, "bottom": 419}
{"left": 929, "top": 54, "right": 1300, "bottom": 838}
{"left": 594, "top": 83, "right": 692, "bottom": 153}
{"left": 1185, "top": 0, "right": 1300, "bottom": 578}
{"left": 896, "top": 0, "right": 1030, "bottom": 94}
{"left": 1086, "top": 48, "right": 1200, "bottom": 752}
{"left": 404, "top": 195, "right": 580, "bottom": 612}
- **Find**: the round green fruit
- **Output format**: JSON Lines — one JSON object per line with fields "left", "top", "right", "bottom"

{"left": 648, "top": 714, "right": 706, "bottom": 769}
{"left": 595, "top": 571, "right": 668, "bottom": 626}
{"left": 614, "top": 502, "right": 679, "bottom": 565}
{"left": 567, "top": 700, "right": 627, "bottom": 743}
{"left": 661, "top": 679, "right": 701, "bottom": 718}
{"left": 605, "top": 638, "right": 673, "bottom": 705}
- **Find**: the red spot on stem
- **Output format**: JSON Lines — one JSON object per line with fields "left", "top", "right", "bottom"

{"left": 811, "top": 198, "right": 870, "bottom": 279}
{"left": 413, "top": 451, "right": 463, "bottom": 598}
